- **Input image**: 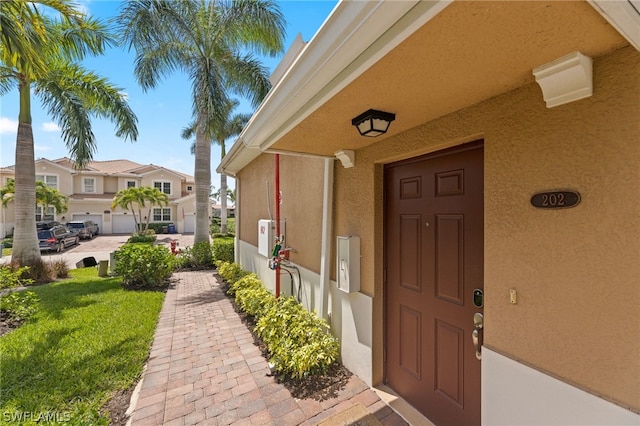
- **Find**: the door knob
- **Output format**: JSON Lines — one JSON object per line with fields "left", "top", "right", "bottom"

{"left": 472, "top": 312, "right": 483, "bottom": 360}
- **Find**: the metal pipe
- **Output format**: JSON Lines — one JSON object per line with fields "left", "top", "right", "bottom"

{"left": 275, "top": 154, "right": 281, "bottom": 298}
{"left": 319, "top": 158, "right": 334, "bottom": 320}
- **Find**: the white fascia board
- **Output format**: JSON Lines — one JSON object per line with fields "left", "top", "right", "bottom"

{"left": 219, "top": 0, "right": 452, "bottom": 176}
{"left": 588, "top": 0, "right": 640, "bottom": 50}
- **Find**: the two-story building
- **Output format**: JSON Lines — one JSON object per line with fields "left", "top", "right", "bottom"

{"left": 0, "top": 157, "right": 201, "bottom": 237}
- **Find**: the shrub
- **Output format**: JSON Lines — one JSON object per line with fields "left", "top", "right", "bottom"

{"left": 127, "top": 233, "right": 157, "bottom": 244}
{"left": 0, "top": 291, "right": 39, "bottom": 325}
{"left": 1, "top": 238, "right": 13, "bottom": 248}
{"left": 212, "top": 237, "right": 234, "bottom": 263}
{"left": 255, "top": 297, "right": 340, "bottom": 379}
{"left": 235, "top": 283, "right": 276, "bottom": 320}
{"left": 216, "top": 262, "right": 250, "bottom": 288}
{"left": 114, "top": 244, "right": 174, "bottom": 289}
{"left": 0, "top": 265, "right": 33, "bottom": 290}
{"left": 175, "top": 242, "right": 213, "bottom": 270}
{"left": 49, "top": 258, "right": 70, "bottom": 279}
{"left": 22, "top": 259, "right": 55, "bottom": 284}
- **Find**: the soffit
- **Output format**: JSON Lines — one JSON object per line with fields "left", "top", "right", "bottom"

{"left": 270, "top": 0, "right": 628, "bottom": 156}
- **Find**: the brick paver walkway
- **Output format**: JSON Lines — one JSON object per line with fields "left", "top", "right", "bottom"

{"left": 129, "top": 271, "right": 408, "bottom": 425}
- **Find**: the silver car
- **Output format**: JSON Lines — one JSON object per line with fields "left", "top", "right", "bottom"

{"left": 66, "top": 220, "right": 99, "bottom": 240}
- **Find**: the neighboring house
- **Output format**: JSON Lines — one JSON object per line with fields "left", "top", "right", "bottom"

{"left": 218, "top": 1, "right": 639, "bottom": 425}
{"left": 211, "top": 202, "right": 235, "bottom": 218}
{"left": 0, "top": 158, "right": 200, "bottom": 236}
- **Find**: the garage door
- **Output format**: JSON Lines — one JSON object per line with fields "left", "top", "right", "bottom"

{"left": 112, "top": 215, "right": 136, "bottom": 234}
{"left": 71, "top": 214, "right": 103, "bottom": 234}
{"left": 184, "top": 215, "right": 195, "bottom": 234}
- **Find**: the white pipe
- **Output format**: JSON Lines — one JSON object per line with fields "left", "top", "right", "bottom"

{"left": 319, "top": 158, "right": 335, "bottom": 321}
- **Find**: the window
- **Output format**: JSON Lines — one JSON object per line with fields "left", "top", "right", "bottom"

{"left": 153, "top": 208, "right": 171, "bottom": 222}
{"left": 154, "top": 181, "right": 171, "bottom": 195}
{"left": 186, "top": 185, "right": 193, "bottom": 191}
{"left": 36, "top": 206, "right": 55, "bottom": 221}
{"left": 127, "top": 181, "right": 136, "bottom": 188}
{"left": 36, "top": 174, "right": 58, "bottom": 189}
{"left": 83, "top": 177, "right": 95, "bottom": 193}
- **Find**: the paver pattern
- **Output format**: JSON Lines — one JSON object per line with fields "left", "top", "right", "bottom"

{"left": 129, "top": 271, "right": 408, "bottom": 425}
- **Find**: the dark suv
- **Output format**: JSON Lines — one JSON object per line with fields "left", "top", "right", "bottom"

{"left": 66, "top": 220, "right": 99, "bottom": 240}
{"left": 38, "top": 225, "right": 79, "bottom": 253}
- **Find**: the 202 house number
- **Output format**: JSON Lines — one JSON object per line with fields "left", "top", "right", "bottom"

{"left": 531, "top": 190, "right": 580, "bottom": 209}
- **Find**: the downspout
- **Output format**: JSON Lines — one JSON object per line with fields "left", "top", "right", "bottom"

{"left": 275, "top": 154, "right": 281, "bottom": 297}
{"left": 319, "top": 158, "right": 334, "bottom": 320}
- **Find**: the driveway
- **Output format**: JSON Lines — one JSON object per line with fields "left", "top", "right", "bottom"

{"left": 2, "top": 234, "right": 195, "bottom": 269}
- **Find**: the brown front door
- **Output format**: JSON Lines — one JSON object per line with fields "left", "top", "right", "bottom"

{"left": 384, "top": 141, "right": 484, "bottom": 426}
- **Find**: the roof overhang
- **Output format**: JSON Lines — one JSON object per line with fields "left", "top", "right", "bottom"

{"left": 219, "top": 0, "right": 637, "bottom": 176}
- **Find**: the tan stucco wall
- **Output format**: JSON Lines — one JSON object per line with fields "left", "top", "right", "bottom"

{"left": 236, "top": 46, "right": 638, "bottom": 411}
{"left": 355, "top": 46, "right": 638, "bottom": 410}
{"left": 140, "top": 170, "right": 183, "bottom": 199}
{"left": 238, "top": 153, "right": 325, "bottom": 271}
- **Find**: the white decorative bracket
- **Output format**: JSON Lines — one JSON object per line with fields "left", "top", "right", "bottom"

{"left": 533, "top": 51, "right": 593, "bottom": 108}
{"left": 334, "top": 150, "right": 355, "bottom": 168}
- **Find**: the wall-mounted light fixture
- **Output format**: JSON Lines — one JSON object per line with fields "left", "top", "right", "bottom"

{"left": 351, "top": 109, "right": 395, "bottom": 137}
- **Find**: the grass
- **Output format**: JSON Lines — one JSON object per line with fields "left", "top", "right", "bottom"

{"left": 0, "top": 268, "right": 165, "bottom": 425}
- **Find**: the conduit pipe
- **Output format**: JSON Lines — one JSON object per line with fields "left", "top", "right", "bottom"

{"left": 318, "top": 158, "right": 334, "bottom": 321}
{"left": 275, "top": 154, "right": 281, "bottom": 298}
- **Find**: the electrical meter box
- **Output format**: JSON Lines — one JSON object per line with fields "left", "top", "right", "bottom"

{"left": 258, "top": 220, "right": 285, "bottom": 257}
{"left": 336, "top": 235, "right": 360, "bottom": 293}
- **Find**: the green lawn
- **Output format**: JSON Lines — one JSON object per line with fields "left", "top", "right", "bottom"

{"left": 0, "top": 268, "right": 165, "bottom": 425}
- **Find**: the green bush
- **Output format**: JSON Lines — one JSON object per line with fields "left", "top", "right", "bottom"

{"left": 255, "top": 296, "right": 340, "bottom": 379}
{"left": 212, "top": 237, "right": 234, "bottom": 263}
{"left": 0, "top": 265, "right": 33, "bottom": 289}
{"left": 146, "top": 223, "right": 171, "bottom": 234}
{"left": 114, "top": 244, "right": 174, "bottom": 289}
{"left": 0, "top": 291, "right": 39, "bottom": 325}
{"left": 1, "top": 238, "right": 13, "bottom": 248}
{"left": 175, "top": 241, "right": 213, "bottom": 269}
{"left": 235, "top": 283, "right": 276, "bottom": 319}
{"left": 216, "top": 261, "right": 250, "bottom": 288}
{"left": 127, "top": 233, "right": 157, "bottom": 244}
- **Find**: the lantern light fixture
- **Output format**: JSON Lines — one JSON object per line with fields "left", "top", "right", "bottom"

{"left": 351, "top": 109, "right": 395, "bottom": 137}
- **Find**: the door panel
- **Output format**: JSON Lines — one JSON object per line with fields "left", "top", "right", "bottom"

{"left": 385, "top": 141, "right": 484, "bottom": 426}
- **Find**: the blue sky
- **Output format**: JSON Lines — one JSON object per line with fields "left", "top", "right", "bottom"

{"left": 0, "top": 0, "right": 338, "bottom": 190}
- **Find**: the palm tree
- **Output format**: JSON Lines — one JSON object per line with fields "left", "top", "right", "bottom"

{"left": 0, "top": 2, "right": 138, "bottom": 266}
{"left": 118, "top": 0, "right": 285, "bottom": 244}
{"left": 183, "top": 99, "right": 250, "bottom": 235}
{"left": 140, "top": 187, "right": 170, "bottom": 233}
{"left": 1, "top": 179, "right": 69, "bottom": 217}
{"left": 111, "top": 187, "right": 169, "bottom": 234}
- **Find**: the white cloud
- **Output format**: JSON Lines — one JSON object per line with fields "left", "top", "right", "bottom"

{"left": 0, "top": 117, "right": 18, "bottom": 134}
{"left": 41, "top": 122, "right": 60, "bottom": 132}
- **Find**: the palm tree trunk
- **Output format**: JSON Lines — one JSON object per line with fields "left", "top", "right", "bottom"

{"left": 194, "top": 117, "right": 211, "bottom": 244}
{"left": 12, "top": 81, "right": 40, "bottom": 265}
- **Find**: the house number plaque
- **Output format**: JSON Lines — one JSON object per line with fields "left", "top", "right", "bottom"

{"left": 531, "top": 190, "right": 580, "bottom": 209}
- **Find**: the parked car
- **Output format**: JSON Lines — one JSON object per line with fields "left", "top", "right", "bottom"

{"left": 36, "top": 220, "right": 61, "bottom": 230}
{"left": 38, "top": 225, "right": 80, "bottom": 253}
{"left": 66, "top": 220, "right": 99, "bottom": 239}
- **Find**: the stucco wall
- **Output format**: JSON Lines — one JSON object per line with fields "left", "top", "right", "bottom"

{"left": 235, "top": 46, "right": 638, "bottom": 412}
{"left": 238, "top": 153, "right": 326, "bottom": 272}
{"left": 354, "top": 46, "right": 638, "bottom": 410}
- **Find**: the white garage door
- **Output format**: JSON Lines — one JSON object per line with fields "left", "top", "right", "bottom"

{"left": 71, "top": 214, "right": 103, "bottom": 234}
{"left": 112, "top": 215, "right": 136, "bottom": 234}
{"left": 184, "top": 215, "right": 195, "bottom": 234}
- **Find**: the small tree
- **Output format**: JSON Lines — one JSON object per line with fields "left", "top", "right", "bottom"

{"left": 111, "top": 187, "right": 169, "bottom": 233}
{"left": 1, "top": 179, "right": 69, "bottom": 220}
